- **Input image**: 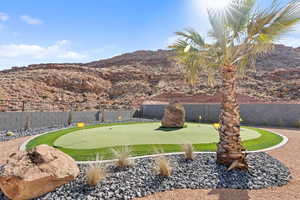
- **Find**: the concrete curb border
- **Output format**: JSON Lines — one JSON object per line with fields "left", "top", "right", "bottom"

{"left": 19, "top": 127, "right": 289, "bottom": 165}
{"left": 19, "top": 127, "right": 71, "bottom": 151}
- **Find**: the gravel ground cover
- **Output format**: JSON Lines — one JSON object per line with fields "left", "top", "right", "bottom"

{"left": 0, "top": 126, "right": 67, "bottom": 142}
{"left": 0, "top": 152, "right": 291, "bottom": 200}
{"left": 136, "top": 128, "right": 300, "bottom": 200}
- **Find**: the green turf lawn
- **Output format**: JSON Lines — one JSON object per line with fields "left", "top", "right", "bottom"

{"left": 54, "top": 123, "right": 260, "bottom": 149}
{"left": 26, "top": 122, "right": 283, "bottom": 161}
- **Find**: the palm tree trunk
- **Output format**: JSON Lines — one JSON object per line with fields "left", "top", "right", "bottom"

{"left": 216, "top": 65, "right": 248, "bottom": 170}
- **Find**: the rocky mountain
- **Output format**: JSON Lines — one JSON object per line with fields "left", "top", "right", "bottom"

{"left": 0, "top": 44, "right": 299, "bottom": 111}
{"left": 84, "top": 50, "right": 175, "bottom": 68}
{"left": 256, "top": 45, "right": 300, "bottom": 69}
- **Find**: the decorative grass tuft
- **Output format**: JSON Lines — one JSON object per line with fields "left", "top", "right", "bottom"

{"left": 154, "top": 156, "right": 172, "bottom": 177}
{"left": 85, "top": 155, "right": 106, "bottom": 186}
{"left": 112, "top": 146, "right": 133, "bottom": 168}
{"left": 181, "top": 143, "right": 194, "bottom": 160}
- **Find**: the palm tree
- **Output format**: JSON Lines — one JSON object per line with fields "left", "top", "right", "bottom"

{"left": 170, "top": 0, "right": 300, "bottom": 170}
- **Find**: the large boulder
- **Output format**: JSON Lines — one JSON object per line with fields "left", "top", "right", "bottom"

{"left": 0, "top": 144, "right": 79, "bottom": 200}
{"left": 161, "top": 102, "right": 185, "bottom": 128}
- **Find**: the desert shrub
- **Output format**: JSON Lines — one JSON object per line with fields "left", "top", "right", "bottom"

{"left": 85, "top": 155, "right": 106, "bottom": 186}
{"left": 154, "top": 156, "right": 172, "bottom": 177}
{"left": 181, "top": 143, "right": 194, "bottom": 160}
{"left": 6, "top": 131, "right": 15, "bottom": 136}
{"left": 112, "top": 146, "right": 133, "bottom": 168}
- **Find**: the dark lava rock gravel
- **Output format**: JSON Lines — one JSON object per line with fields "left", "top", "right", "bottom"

{"left": 0, "top": 152, "right": 291, "bottom": 200}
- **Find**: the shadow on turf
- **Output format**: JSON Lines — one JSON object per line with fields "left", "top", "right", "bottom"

{"left": 154, "top": 125, "right": 188, "bottom": 132}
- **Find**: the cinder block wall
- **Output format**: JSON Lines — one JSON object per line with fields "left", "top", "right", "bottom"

{"left": 1, "top": 105, "right": 299, "bottom": 130}
{"left": 142, "top": 104, "right": 300, "bottom": 128}
{"left": 0, "top": 110, "right": 135, "bottom": 131}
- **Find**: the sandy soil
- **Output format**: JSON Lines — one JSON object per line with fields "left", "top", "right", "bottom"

{"left": 136, "top": 128, "right": 300, "bottom": 200}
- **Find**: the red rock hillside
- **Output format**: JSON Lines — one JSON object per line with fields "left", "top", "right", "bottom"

{"left": 0, "top": 45, "right": 299, "bottom": 111}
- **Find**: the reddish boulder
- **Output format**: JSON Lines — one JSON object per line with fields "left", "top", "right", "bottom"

{"left": 0, "top": 144, "right": 79, "bottom": 200}
{"left": 161, "top": 102, "right": 185, "bottom": 128}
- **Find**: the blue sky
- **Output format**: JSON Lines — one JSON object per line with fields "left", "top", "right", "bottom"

{"left": 0, "top": 0, "right": 299, "bottom": 70}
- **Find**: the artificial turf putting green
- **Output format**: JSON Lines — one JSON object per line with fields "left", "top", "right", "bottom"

{"left": 26, "top": 122, "right": 283, "bottom": 161}
{"left": 54, "top": 123, "right": 260, "bottom": 149}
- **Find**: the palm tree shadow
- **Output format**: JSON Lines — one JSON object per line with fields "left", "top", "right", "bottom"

{"left": 208, "top": 189, "right": 250, "bottom": 200}
{"left": 208, "top": 164, "right": 250, "bottom": 200}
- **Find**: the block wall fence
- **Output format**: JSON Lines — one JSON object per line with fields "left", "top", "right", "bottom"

{"left": 0, "top": 110, "right": 136, "bottom": 131}
{"left": 141, "top": 104, "right": 300, "bottom": 128}
{"left": 0, "top": 104, "right": 299, "bottom": 131}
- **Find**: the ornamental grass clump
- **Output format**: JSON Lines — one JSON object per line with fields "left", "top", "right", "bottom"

{"left": 154, "top": 156, "right": 172, "bottom": 177}
{"left": 181, "top": 143, "right": 194, "bottom": 160}
{"left": 112, "top": 146, "right": 133, "bottom": 168}
{"left": 85, "top": 155, "right": 106, "bottom": 186}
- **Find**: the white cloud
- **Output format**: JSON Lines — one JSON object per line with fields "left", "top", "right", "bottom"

{"left": 277, "top": 37, "right": 300, "bottom": 48}
{"left": 0, "top": 12, "right": 9, "bottom": 21}
{"left": 0, "top": 40, "right": 89, "bottom": 69}
{"left": 0, "top": 40, "right": 85, "bottom": 59}
{"left": 20, "top": 15, "right": 43, "bottom": 25}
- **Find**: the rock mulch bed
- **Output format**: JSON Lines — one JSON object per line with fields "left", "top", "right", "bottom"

{"left": 0, "top": 126, "right": 67, "bottom": 142}
{"left": 0, "top": 152, "right": 291, "bottom": 200}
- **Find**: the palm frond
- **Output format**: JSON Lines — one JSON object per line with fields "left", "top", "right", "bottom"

{"left": 249, "top": 0, "right": 300, "bottom": 49}
{"left": 207, "top": 9, "right": 227, "bottom": 46}
{"left": 169, "top": 29, "right": 212, "bottom": 87}
{"left": 169, "top": 39, "right": 189, "bottom": 51}
{"left": 174, "top": 28, "right": 206, "bottom": 48}
{"left": 169, "top": 0, "right": 300, "bottom": 84}
{"left": 226, "top": 0, "right": 256, "bottom": 35}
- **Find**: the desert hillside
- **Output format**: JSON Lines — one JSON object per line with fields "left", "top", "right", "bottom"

{"left": 0, "top": 44, "right": 299, "bottom": 111}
